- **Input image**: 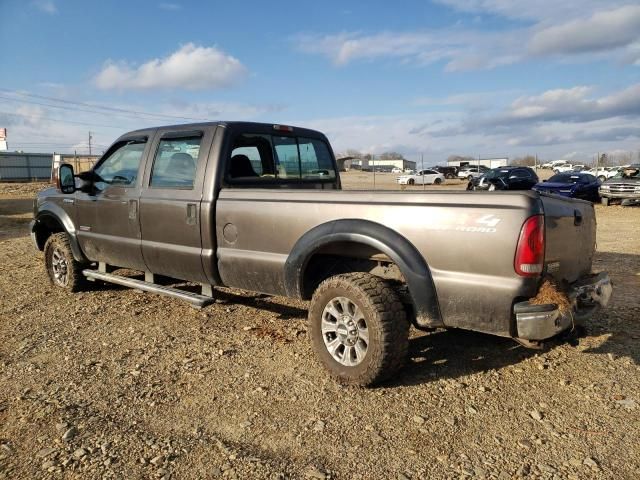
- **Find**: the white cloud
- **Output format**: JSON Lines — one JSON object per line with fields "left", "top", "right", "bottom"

{"left": 529, "top": 5, "right": 640, "bottom": 56}
{"left": 295, "top": 30, "right": 521, "bottom": 71}
{"left": 297, "top": 4, "right": 640, "bottom": 70}
{"left": 32, "top": 0, "right": 57, "bottom": 14}
{"left": 94, "top": 43, "right": 247, "bottom": 91}
{"left": 158, "top": 2, "right": 181, "bottom": 10}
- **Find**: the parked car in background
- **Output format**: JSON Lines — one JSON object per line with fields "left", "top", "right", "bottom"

{"left": 586, "top": 166, "right": 619, "bottom": 182}
{"left": 457, "top": 165, "right": 490, "bottom": 180}
{"left": 599, "top": 164, "right": 640, "bottom": 206}
{"left": 467, "top": 166, "right": 538, "bottom": 191}
{"left": 533, "top": 172, "right": 601, "bottom": 202}
{"left": 553, "top": 164, "right": 576, "bottom": 173}
{"left": 429, "top": 165, "right": 458, "bottom": 179}
{"left": 391, "top": 167, "right": 403, "bottom": 174}
{"left": 541, "top": 160, "right": 569, "bottom": 169}
{"left": 396, "top": 169, "right": 445, "bottom": 185}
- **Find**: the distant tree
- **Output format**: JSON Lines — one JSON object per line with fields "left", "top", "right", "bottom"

{"left": 599, "top": 153, "right": 609, "bottom": 166}
{"left": 378, "top": 151, "right": 404, "bottom": 160}
{"left": 345, "top": 149, "right": 363, "bottom": 159}
{"left": 510, "top": 155, "right": 536, "bottom": 166}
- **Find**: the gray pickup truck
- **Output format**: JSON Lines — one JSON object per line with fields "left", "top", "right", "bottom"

{"left": 31, "top": 122, "right": 612, "bottom": 386}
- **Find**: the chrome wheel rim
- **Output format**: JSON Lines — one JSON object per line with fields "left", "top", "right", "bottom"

{"left": 51, "top": 248, "right": 69, "bottom": 286}
{"left": 321, "top": 297, "right": 369, "bottom": 366}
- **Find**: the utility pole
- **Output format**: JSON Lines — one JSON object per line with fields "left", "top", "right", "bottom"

{"left": 421, "top": 153, "right": 425, "bottom": 190}
{"left": 88, "top": 131, "right": 93, "bottom": 156}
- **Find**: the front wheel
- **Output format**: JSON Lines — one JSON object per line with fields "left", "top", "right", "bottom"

{"left": 308, "top": 273, "right": 409, "bottom": 386}
{"left": 434, "top": 177, "right": 442, "bottom": 185}
{"left": 408, "top": 179, "right": 415, "bottom": 185}
{"left": 467, "top": 175, "right": 473, "bottom": 181}
{"left": 44, "top": 233, "right": 88, "bottom": 292}
{"left": 598, "top": 175, "right": 606, "bottom": 182}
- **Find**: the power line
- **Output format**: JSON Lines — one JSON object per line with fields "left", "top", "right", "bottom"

{"left": 0, "top": 88, "right": 209, "bottom": 122}
{"left": 0, "top": 110, "right": 125, "bottom": 129}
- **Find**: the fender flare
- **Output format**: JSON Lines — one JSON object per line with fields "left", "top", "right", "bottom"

{"left": 32, "top": 202, "right": 87, "bottom": 262}
{"left": 284, "top": 219, "right": 442, "bottom": 327}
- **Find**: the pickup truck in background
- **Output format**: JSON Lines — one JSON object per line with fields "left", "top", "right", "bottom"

{"left": 31, "top": 121, "right": 612, "bottom": 386}
{"left": 599, "top": 164, "right": 640, "bottom": 206}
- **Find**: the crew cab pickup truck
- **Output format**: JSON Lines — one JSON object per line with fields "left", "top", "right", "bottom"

{"left": 31, "top": 122, "right": 612, "bottom": 386}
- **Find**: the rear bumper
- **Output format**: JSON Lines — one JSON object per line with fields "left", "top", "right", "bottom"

{"left": 514, "top": 272, "right": 612, "bottom": 341}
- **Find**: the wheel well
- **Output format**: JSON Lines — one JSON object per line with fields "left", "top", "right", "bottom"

{"left": 34, "top": 215, "right": 65, "bottom": 250}
{"left": 301, "top": 241, "right": 406, "bottom": 300}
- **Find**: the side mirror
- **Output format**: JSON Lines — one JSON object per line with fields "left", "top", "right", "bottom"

{"left": 58, "top": 164, "right": 76, "bottom": 194}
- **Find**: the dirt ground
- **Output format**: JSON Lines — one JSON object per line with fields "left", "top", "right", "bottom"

{"left": 0, "top": 178, "right": 638, "bottom": 480}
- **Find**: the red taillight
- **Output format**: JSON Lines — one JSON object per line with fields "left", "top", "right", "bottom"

{"left": 515, "top": 214, "right": 545, "bottom": 277}
{"left": 273, "top": 124, "right": 293, "bottom": 132}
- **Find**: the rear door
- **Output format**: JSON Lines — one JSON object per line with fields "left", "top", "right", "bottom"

{"left": 138, "top": 126, "right": 215, "bottom": 283}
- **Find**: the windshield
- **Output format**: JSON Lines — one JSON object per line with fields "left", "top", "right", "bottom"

{"left": 612, "top": 166, "right": 640, "bottom": 179}
{"left": 548, "top": 174, "right": 583, "bottom": 183}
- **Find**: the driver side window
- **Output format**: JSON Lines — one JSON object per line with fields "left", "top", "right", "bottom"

{"left": 94, "top": 141, "right": 146, "bottom": 188}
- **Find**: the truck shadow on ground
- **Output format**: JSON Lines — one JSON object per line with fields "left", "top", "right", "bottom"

{"left": 392, "top": 329, "right": 536, "bottom": 387}
{"left": 392, "top": 249, "right": 640, "bottom": 387}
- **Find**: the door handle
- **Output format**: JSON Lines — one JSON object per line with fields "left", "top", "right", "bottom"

{"left": 186, "top": 203, "right": 198, "bottom": 225}
{"left": 574, "top": 209, "right": 583, "bottom": 226}
{"left": 128, "top": 200, "right": 138, "bottom": 220}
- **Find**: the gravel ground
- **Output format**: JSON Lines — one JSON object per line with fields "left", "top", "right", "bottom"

{"left": 0, "top": 180, "right": 638, "bottom": 479}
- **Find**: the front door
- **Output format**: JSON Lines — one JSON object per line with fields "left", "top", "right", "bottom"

{"left": 75, "top": 133, "right": 154, "bottom": 271}
{"left": 138, "top": 127, "right": 215, "bottom": 283}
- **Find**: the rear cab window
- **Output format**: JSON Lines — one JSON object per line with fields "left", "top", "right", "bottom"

{"left": 226, "top": 128, "right": 337, "bottom": 186}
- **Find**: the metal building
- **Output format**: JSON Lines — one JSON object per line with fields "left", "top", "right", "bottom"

{"left": 0, "top": 152, "right": 53, "bottom": 181}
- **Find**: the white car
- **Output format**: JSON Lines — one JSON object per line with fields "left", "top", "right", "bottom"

{"left": 457, "top": 166, "right": 490, "bottom": 180}
{"left": 396, "top": 169, "right": 445, "bottom": 185}
{"left": 391, "top": 167, "right": 403, "bottom": 174}
{"left": 541, "top": 159, "right": 570, "bottom": 169}
{"left": 553, "top": 164, "right": 575, "bottom": 173}
{"left": 589, "top": 166, "right": 619, "bottom": 181}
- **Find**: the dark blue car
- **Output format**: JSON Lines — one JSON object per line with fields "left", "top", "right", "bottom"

{"left": 533, "top": 172, "right": 601, "bottom": 202}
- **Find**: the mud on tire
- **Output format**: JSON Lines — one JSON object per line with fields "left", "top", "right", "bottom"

{"left": 308, "top": 272, "right": 410, "bottom": 386}
{"left": 44, "top": 232, "right": 88, "bottom": 292}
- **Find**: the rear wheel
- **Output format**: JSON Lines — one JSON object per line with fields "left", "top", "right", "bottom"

{"left": 434, "top": 177, "right": 442, "bottom": 185}
{"left": 308, "top": 273, "right": 409, "bottom": 386}
{"left": 44, "top": 233, "right": 88, "bottom": 292}
{"left": 445, "top": 173, "right": 454, "bottom": 179}
{"left": 601, "top": 197, "right": 610, "bottom": 206}
{"left": 467, "top": 175, "right": 473, "bottom": 181}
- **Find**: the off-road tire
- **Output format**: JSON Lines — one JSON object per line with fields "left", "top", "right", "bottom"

{"left": 601, "top": 197, "right": 610, "bottom": 206}
{"left": 434, "top": 177, "right": 442, "bottom": 185}
{"left": 44, "top": 232, "right": 88, "bottom": 292}
{"left": 308, "top": 272, "right": 409, "bottom": 386}
{"left": 445, "top": 173, "right": 454, "bottom": 179}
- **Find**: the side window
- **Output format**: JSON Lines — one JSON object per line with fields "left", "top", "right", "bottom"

{"left": 228, "top": 134, "right": 274, "bottom": 180}
{"left": 513, "top": 169, "right": 529, "bottom": 178}
{"left": 94, "top": 140, "right": 146, "bottom": 188}
{"left": 150, "top": 136, "right": 201, "bottom": 189}
{"left": 298, "top": 137, "right": 336, "bottom": 179}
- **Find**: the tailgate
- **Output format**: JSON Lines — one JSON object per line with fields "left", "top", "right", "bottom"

{"left": 539, "top": 194, "right": 596, "bottom": 283}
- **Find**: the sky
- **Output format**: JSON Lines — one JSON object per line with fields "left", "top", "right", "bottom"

{"left": 0, "top": 0, "right": 639, "bottom": 163}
